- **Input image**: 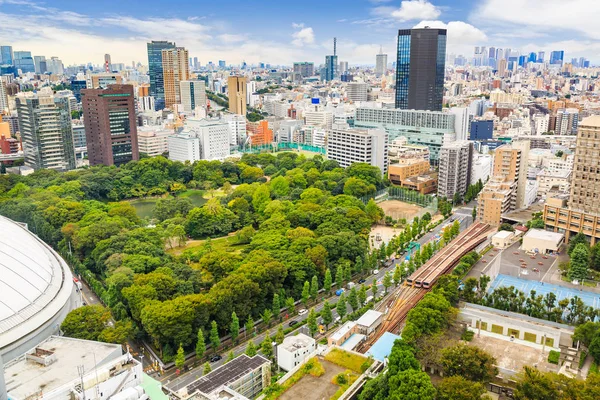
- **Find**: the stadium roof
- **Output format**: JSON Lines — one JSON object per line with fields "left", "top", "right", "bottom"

{"left": 0, "top": 216, "right": 74, "bottom": 353}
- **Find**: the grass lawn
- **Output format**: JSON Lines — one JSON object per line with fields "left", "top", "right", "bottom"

{"left": 324, "top": 348, "right": 372, "bottom": 374}
{"left": 167, "top": 234, "right": 248, "bottom": 256}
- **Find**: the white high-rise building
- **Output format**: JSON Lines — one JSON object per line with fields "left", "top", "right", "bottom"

{"left": 532, "top": 113, "right": 549, "bottom": 135}
{"left": 375, "top": 50, "right": 387, "bottom": 77}
{"left": 138, "top": 96, "right": 155, "bottom": 112}
{"left": 438, "top": 141, "right": 473, "bottom": 199}
{"left": 168, "top": 133, "right": 200, "bottom": 162}
{"left": 0, "top": 79, "right": 8, "bottom": 113}
{"left": 184, "top": 118, "right": 230, "bottom": 160}
{"left": 305, "top": 104, "right": 333, "bottom": 130}
{"left": 179, "top": 80, "right": 207, "bottom": 113}
{"left": 326, "top": 123, "right": 388, "bottom": 174}
{"left": 346, "top": 82, "right": 368, "bottom": 102}
{"left": 555, "top": 108, "right": 579, "bottom": 135}
{"left": 222, "top": 113, "right": 247, "bottom": 146}
{"left": 449, "top": 107, "right": 469, "bottom": 141}
{"left": 246, "top": 81, "right": 256, "bottom": 105}
{"left": 45, "top": 56, "right": 64, "bottom": 75}
{"left": 339, "top": 61, "right": 348, "bottom": 74}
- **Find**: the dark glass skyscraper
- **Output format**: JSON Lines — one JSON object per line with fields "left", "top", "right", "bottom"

{"left": 550, "top": 50, "right": 564, "bottom": 65}
{"left": 0, "top": 46, "right": 13, "bottom": 66}
{"left": 394, "top": 28, "right": 447, "bottom": 111}
{"left": 147, "top": 40, "right": 175, "bottom": 110}
{"left": 323, "top": 55, "right": 338, "bottom": 82}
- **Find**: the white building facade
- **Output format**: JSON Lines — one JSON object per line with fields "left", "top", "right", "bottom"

{"left": 277, "top": 333, "right": 316, "bottom": 372}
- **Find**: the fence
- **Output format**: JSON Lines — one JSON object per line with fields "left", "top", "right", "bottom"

{"left": 360, "top": 187, "right": 438, "bottom": 218}
{"left": 237, "top": 143, "right": 326, "bottom": 154}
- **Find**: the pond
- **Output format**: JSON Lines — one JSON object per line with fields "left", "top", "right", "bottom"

{"left": 130, "top": 191, "right": 207, "bottom": 219}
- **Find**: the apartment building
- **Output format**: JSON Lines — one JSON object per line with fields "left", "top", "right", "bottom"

{"left": 162, "top": 47, "right": 189, "bottom": 108}
{"left": 180, "top": 80, "right": 207, "bottom": 113}
{"left": 326, "top": 123, "right": 388, "bottom": 174}
{"left": 228, "top": 76, "right": 247, "bottom": 115}
{"left": 438, "top": 141, "right": 473, "bottom": 200}
{"left": 137, "top": 126, "right": 172, "bottom": 157}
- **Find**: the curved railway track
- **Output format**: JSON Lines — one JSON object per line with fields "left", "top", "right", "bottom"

{"left": 359, "top": 222, "right": 492, "bottom": 353}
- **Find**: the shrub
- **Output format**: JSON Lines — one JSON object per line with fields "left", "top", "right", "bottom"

{"left": 335, "top": 373, "right": 348, "bottom": 385}
{"left": 548, "top": 350, "right": 560, "bottom": 365}
{"left": 461, "top": 329, "right": 475, "bottom": 342}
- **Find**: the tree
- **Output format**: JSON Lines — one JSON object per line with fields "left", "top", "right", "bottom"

{"left": 310, "top": 275, "right": 319, "bottom": 302}
{"left": 388, "top": 369, "right": 436, "bottom": 400}
{"left": 209, "top": 320, "right": 220, "bottom": 353}
{"left": 61, "top": 305, "right": 110, "bottom": 341}
{"left": 203, "top": 362, "right": 212, "bottom": 375}
{"left": 348, "top": 287, "right": 359, "bottom": 311}
{"left": 569, "top": 243, "right": 590, "bottom": 281}
{"left": 440, "top": 343, "right": 497, "bottom": 383}
{"left": 302, "top": 281, "right": 310, "bottom": 306}
{"left": 573, "top": 321, "right": 600, "bottom": 347}
{"left": 499, "top": 223, "right": 514, "bottom": 232}
{"left": 261, "top": 332, "right": 274, "bottom": 359}
{"left": 568, "top": 232, "right": 588, "bottom": 255}
{"left": 285, "top": 297, "right": 296, "bottom": 315}
{"left": 437, "top": 376, "right": 487, "bottom": 400}
{"left": 307, "top": 308, "right": 318, "bottom": 337}
{"left": 393, "top": 265, "right": 402, "bottom": 286}
{"left": 246, "top": 341, "right": 257, "bottom": 357}
{"left": 336, "top": 265, "right": 344, "bottom": 287}
{"left": 336, "top": 294, "right": 347, "bottom": 319}
{"left": 275, "top": 324, "right": 285, "bottom": 344}
{"left": 262, "top": 309, "right": 273, "bottom": 327}
{"left": 556, "top": 150, "right": 564, "bottom": 158}
{"left": 514, "top": 366, "right": 559, "bottom": 400}
{"left": 365, "top": 199, "right": 384, "bottom": 224}
{"left": 453, "top": 192, "right": 462, "bottom": 206}
{"left": 196, "top": 329, "right": 206, "bottom": 360}
{"left": 372, "top": 279, "right": 378, "bottom": 298}
{"left": 175, "top": 343, "right": 185, "bottom": 370}
{"left": 245, "top": 316, "right": 255, "bottom": 339}
{"left": 272, "top": 294, "right": 281, "bottom": 320}
{"left": 230, "top": 312, "right": 240, "bottom": 344}
{"left": 321, "top": 301, "right": 333, "bottom": 328}
{"left": 227, "top": 351, "right": 235, "bottom": 362}
{"left": 359, "top": 284, "right": 368, "bottom": 306}
{"left": 383, "top": 271, "right": 392, "bottom": 294}
{"left": 472, "top": 206, "right": 477, "bottom": 220}
{"left": 324, "top": 269, "right": 333, "bottom": 293}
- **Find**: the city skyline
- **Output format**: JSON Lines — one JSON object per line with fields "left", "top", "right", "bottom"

{"left": 0, "top": 0, "right": 599, "bottom": 66}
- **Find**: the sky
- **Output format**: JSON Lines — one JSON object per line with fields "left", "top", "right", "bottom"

{"left": 0, "top": 0, "right": 599, "bottom": 67}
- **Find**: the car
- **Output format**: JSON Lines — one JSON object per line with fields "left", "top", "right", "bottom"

{"left": 298, "top": 309, "right": 308, "bottom": 316}
{"left": 373, "top": 269, "right": 379, "bottom": 275}
{"left": 335, "top": 289, "right": 345, "bottom": 296}
{"left": 289, "top": 320, "right": 299, "bottom": 327}
{"left": 358, "top": 279, "right": 366, "bottom": 284}
{"left": 210, "top": 354, "right": 222, "bottom": 363}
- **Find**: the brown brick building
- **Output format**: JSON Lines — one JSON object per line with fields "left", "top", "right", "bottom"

{"left": 81, "top": 84, "right": 139, "bottom": 166}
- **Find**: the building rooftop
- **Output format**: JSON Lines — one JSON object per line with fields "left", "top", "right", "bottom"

{"left": 580, "top": 115, "right": 600, "bottom": 127}
{"left": 280, "top": 333, "right": 315, "bottom": 352}
{"left": 0, "top": 216, "right": 74, "bottom": 353}
{"left": 356, "top": 310, "right": 383, "bottom": 328}
{"left": 463, "top": 303, "right": 573, "bottom": 331}
{"left": 331, "top": 321, "right": 357, "bottom": 342}
{"left": 340, "top": 333, "right": 365, "bottom": 351}
{"left": 4, "top": 336, "right": 122, "bottom": 399}
{"left": 186, "top": 354, "right": 269, "bottom": 397}
{"left": 523, "top": 228, "right": 564, "bottom": 243}
{"left": 366, "top": 332, "right": 401, "bottom": 362}
{"left": 493, "top": 230, "right": 514, "bottom": 239}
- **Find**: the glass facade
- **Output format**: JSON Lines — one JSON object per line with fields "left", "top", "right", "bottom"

{"left": 324, "top": 55, "right": 338, "bottom": 82}
{"left": 394, "top": 28, "right": 446, "bottom": 112}
{"left": 14, "top": 51, "right": 35, "bottom": 73}
{"left": 0, "top": 46, "right": 13, "bottom": 66}
{"left": 147, "top": 41, "right": 175, "bottom": 110}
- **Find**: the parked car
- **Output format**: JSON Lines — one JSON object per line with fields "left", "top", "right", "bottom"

{"left": 298, "top": 309, "right": 308, "bottom": 316}
{"left": 210, "top": 354, "right": 222, "bottom": 363}
{"left": 347, "top": 282, "right": 356, "bottom": 290}
{"left": 289, "top": 320, "right": 299, "bottom": 327}
{"left": 373, "top": 269, "right": 379, "bottom": 275}
{"left": 358, "top": 279, "right": 366, "bottom": 284}
{"left": 335, "top": 289, "right": 345, "bottom": 296}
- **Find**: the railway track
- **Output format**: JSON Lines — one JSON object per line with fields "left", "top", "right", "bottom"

{"left": 358, "top": 222, "right": 492, "bottom": 353}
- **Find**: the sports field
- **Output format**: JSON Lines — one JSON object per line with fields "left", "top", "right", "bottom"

{"left": 378, "top": 200, "right": 423, "bottom": 221}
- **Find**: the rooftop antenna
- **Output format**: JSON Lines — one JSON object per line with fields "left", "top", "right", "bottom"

{"left": 333, "top": 37, "right": 337, "bottom": 56}
{"left": 379, "top": 45, "right": 383, "bottom": 55}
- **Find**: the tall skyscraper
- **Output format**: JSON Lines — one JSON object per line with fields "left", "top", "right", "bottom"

{"left": 0, "top": 80, "right": 9, "bottom": 113}
{"left": 537, "top": 51, "right": 545, "bottom": 63}
{"left": 497, "top": 58, "right": 507, "bottom": 77}
{"left": 375, "top": 47, "right": 388, "bottom": 77}
{"left": 339, "top": 61, "right": 348, "bottom": 75}
{"left": 16, "top": 91, "right": 76, "bottom": 171}
{"left": 81, "top": 84, "right": 139, "bottom": 166}
{"left": 13, "top": 51, "right": 35, "bottom": 73}
{"left": 33, "top": 56, "right": 46, "bottom": 74}
{"left": 228, "top": 76, "right": 247, "bottom": 115}
{"left": 395, "top": 28, "right": 447, "bottom": 111}
{"left": 180, "top": 80, "right": 207, "bottom": 113}
{"left": 147, "top": 40, "right": 175, "bottom": 110}
{"left": 293, "top": 62, "right": 314, "bottom": 82}
{"left": 162, "top": 47, "right": 189, "bottom": 109}
{"left": 550, "top": 50, "right": 564, "bottom": 65}
{"left": 104, "top": 54, "right": 111, "bottom": 72}
{"left": 0, "top": 46, "right": 13, "bottom": 66}
{"left": 323, "top": 37, "right": 338, "bottom": 82}
{"left": 218, "top": 60, "right": 226, "bottom": 68}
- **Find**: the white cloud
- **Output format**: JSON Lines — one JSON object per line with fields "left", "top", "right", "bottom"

{"left": 374, "top": 0, "right": 440, "bottom": 21}
{"left": 472, "top": 0, "right": 600, "bottom": 40}
{"left": 292, "top": 22, "right": 305, "bottom": 29}
{"left": 218, "top": 34, "right": 245, "bottom": 43}
{"left": 291, "top": 26, "right": 315, "bottom": 47}
{"left": 413, "top": 20, "right": 488, "bottom": 54}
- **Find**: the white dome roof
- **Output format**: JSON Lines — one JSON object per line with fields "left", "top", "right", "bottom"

{"left": 0, "top": 216, "right": 73, "bottom": 350}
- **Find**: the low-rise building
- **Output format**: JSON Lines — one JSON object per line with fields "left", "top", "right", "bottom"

{"left": 4, "top": 336, "right": 143, "bottom": 400}
{"left": 491, "top": 230, "right": 515, "bottom": 249}
{"left": 477, "top": 177, "right": 516, "bottom": 225}
{"left": 400, "top": 172, "right": 438, "bottom": 195}
{"left": 544, "top": 197, "right": 600, "bottom": 245}
{"left": 277, "top": 333, "right": 316, "bottom": 372}
{"left": 522, "top": 228, "right": 564, "bottom": 254}
{"left": 179, "top": 354, "right": 270, "bottom": 400}
{"left": 168, "top": 132, "right": 200, "bottom": 162}
{"left": 137, "top": 127, "right": 172, "bottom": 157}
{"left": 536, "top": 169, "right": 571, "bottom": 197}
{"left": 387, "top": 159, "right": 430, "bottom": 186}
{"left": 329, "top": 321, "right": 357, "bottom": 347}
{"left": 355, "top": 310, "right": 383, "bottom": 336}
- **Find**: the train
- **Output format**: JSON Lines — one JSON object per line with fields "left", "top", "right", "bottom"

{"left": 406, "top": 222, "right": 491, "bottom": 289}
